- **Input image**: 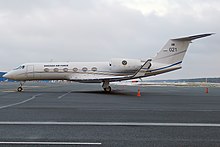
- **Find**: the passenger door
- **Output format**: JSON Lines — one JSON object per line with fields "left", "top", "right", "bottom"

{"left": 26, "top": 65, "right": 34, "bottom": 79}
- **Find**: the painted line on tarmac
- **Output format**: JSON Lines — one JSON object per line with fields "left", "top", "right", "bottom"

{"left": 1, "top": 121, "right": 220, "bottom": 127}
{"left": 65, "top": 108, "right": 220, "bottom": 112}
{"left": 0, "top": 89, "right": 16, "bottom": 93}
{"left": 58, "top": 91, "right": 73, "bottom": 99}
{"left": 0, "top": 141, "right": 101, "bottom": 145}
{"left": 0, "top": 94, "right": 42, "bottom": 109}
{"left": 1, "top": 90, "right": 16, "bottom": 93}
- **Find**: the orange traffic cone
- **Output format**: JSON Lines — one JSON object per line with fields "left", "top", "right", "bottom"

{"left": 205, "top": 87, "right": 209, "bottom": 93}
{"left": 137, "top": 88, "right": 141, "bottom": 97}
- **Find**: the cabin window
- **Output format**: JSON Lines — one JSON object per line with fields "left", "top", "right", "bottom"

{"left": 82, "top": 67, "right": 88, "bottom": 72}
{"left": 73, "top": 68, "right": 78, "bottom": 72}
{"left": 54, "top": 68, "right": 59, "bottom": 72}
{"left": 91, "top": 67, "right": 97, "bottom": 71}
{"left": 44, "top": 68, "right": 49, "bottom": 72}
{"left": 63, "top": 68, "right": 68, "bottom": 72}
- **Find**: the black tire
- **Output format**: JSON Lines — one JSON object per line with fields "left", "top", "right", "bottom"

{"left": 17, "top": 87, "right": 23, "bottom": 92}
{"left": 104, "top": 86, "right": 111, "bottom": 93}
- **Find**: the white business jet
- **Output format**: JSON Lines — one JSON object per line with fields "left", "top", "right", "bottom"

{"left": 3, "top": 33, "right": 213, "bottom": 92}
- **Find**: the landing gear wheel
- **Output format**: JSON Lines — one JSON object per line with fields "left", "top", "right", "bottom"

{"left": 17, "top": 81, "right": 25, "bottom": 92}
{"left": 104, "top": 86, "right": 111, "bottom": 93}
{"left": 17, "top": 87, "right": 23, "bottom": 92}
{"left": 102, "top": 80, "right": 112, "bottom": 93}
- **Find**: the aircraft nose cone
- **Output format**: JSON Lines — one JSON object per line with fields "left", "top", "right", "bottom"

{"left": 3, "top": 73, "right": 7, "bottom": 78}
{"left": 3, "top": 72, "right": 13, "bottom": 79}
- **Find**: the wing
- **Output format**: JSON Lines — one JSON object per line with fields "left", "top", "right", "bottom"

{"left": 68, "top": 73, "right": 133, "bottom": 83}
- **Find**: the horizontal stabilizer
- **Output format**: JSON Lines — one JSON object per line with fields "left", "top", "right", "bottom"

{"left": 173, "top": 33, "right": 214, "bottom": 41}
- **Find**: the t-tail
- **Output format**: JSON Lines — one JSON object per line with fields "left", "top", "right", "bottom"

{"left": 149, "top": 33, "right": 214, "bottom": 74}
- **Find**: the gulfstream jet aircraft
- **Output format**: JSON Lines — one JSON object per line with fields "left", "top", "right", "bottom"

{"left": 3, "top": 33, "right": 213, "bottom": 92}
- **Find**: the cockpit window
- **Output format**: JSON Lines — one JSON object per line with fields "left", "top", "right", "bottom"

{"left": 14, "top": 66, "right": 20, "bottom": 70}
{"left": 14, "top": 65, "right": 25, "bottom": 70}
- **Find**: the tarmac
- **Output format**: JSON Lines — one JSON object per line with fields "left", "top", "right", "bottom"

{"left": 0, "top": 81, "right": 220, "bottom": 146}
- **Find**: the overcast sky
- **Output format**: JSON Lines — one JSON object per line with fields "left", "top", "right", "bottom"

{"left": 0, "top": 0, "right": 219, "bottom": 79}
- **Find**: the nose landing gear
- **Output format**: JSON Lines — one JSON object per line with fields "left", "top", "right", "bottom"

{"left": 17, "top": 81, "right": 25, "bottom": 92}
{"left": 17, "top": 87, "right": 23, "bottom": 92}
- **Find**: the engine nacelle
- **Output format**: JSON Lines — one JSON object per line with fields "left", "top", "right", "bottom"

{"left": 110, "top": 58, "right": 142, "bottom": 73}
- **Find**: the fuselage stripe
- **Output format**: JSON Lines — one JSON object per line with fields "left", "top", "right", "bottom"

{"left": 145, "top": 61, "right": 182, "bottom": 72}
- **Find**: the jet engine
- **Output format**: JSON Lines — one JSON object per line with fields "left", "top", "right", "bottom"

{"left": 110, "top": 58, "right": 142, "bottom": 73}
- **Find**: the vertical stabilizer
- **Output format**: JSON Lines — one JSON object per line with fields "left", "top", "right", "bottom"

{"left": 152, "top": 33, "right": 213, "bottom": 65}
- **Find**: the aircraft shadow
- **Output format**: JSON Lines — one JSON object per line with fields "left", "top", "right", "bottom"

{"left": 71, "top": 90, "right": 136, "bottom": 96}
{"left": 20, "top": 90, "right": 136, "bottom": 96}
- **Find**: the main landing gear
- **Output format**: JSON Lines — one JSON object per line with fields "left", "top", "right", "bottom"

{"left": 102, "top": 80, "right": 111, "bottom": 93}
{"left": 17, "top": 81, "right": 25, "bottom": 92}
